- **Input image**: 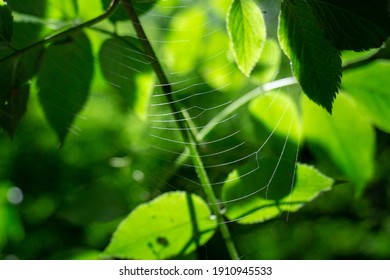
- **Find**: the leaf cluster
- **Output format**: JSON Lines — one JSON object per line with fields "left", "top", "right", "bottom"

{"left": 0, "top": 0, "right": 156, "bottom": 142}
{"left": 227, "top": 0, "right": 389, "bottom": 112}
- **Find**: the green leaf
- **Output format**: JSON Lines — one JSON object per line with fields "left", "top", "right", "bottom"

{"left": 37, "top": 32, "right": 94, "bottom": 143}
{"left": 227, "top": 0, "right": 266, "bottom": 77}
{"left": 302, "top": 94, "right": 375, "bottom": 195}
{"left": 104, "top": 191, "right": 217, "bottom": 260}
{"left": 46, "top": 0, "right": 77, "bottom": 20}
{"left": 342, "top": 60, "right": 390, "bottom": 133}
{"left": 222, "top": 163, "right": 333, "bottom": 224}
{"left": 0, "top": 1, "right": 13, "bottom": 42}
{"left": 101, "top": 0, "right": 127, "bottom": 23}
{"left": 99, "top": 36, "right": 154, "bottom": 119}
{"left": 278, "top": 0, "right": 341, "bottom": 113}
{"left": 12, "top": 23, "right": 43, "bottom": 49}
{"left": 308, "top": 0, "right": 390, "bottom": 51}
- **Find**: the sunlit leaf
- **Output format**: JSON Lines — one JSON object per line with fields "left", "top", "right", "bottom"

{"left": 99, "top": 36, "right": 154, "bottom": 119}
{"left": 222, "top": 163, "right": 333, "bottom": 224}
{"left": 104, "top": 191, "right": 217, "bottom": 260}
{"left": 77, "top": 0, "right": 104, "bottom": 20}
{"left": 342, "top": 60, "right": 390, "bottom": 133}
{"left": 46, "top": 0, "right": 76, "bottom": 20}
{"left": 303, "top": 94, "right": 375, "bottom": 195}
{"left": 227, "top": 0, "right": 266, "bottom": 77}
{"left": 309, "top": 0, "right": 390, "bottom": 51}
{"left": 37, "top": 32, "right": 94, "bottom": 143}
{"left": 0, "top": 0, "right": 13, "bottom": 43}
{"left": 278, "top": 0, "right": 341, "bottom": 113}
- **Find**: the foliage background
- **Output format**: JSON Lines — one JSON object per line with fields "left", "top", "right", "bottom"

{"left": 1, "top": 0, "right": 390, "bottom": 259}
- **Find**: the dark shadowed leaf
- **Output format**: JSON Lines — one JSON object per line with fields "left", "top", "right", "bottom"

{"left": 0, "top": 59, "right": 29, "bottom": 137}
{"left": 11, "top": 23, "right": 43, "bottom": 49}
{"left": 6, "top": 0, "right": 46, "bottom": 16}
{"left": 0, "top": 48, "right": 42, "bottom": 137}
{"left": 37, "top": 32, "right": 94, "bottom": 143}
{"left": 101, "top": 0, "right": 158, "bottom": 23}
{"left": 278, "top": 0, "right": 341, "bottom": 113}
{"left": 309, "top": 0, "right": 390, "bottom": 51}
{"left": 7, "top": 0, "right": 47, "bottom": 48}
{"left": 104, "top": 191, "right": 217, "bottom": 260}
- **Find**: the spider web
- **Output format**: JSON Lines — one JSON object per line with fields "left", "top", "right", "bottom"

{"left": 122, "top": 0, "right": 301, "bottom": 221}
{"left": 26, "top": 0, "right": 299, "bottom": 228}
{"left": 4, "top": 0, "right": 300, "bottom": 259}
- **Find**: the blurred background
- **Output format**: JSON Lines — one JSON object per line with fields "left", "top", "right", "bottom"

{"left": 1, "top": 0, "right": 389, "bottom": 259}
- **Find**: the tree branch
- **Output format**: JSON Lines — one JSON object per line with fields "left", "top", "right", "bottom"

{"left": 0, "top": 0, "right": 120, "bottom": 63}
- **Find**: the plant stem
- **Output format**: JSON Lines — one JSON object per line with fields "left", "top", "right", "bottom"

{"left": 198, "top": 77, "right": 298, "bottom": 140}
{"left": 187, "top": 132, "right": 239, "bottom": 259}
{"left": 122, "top": 0, "right": 239, "bottom": 259}
{"left": 0, "top": 0, "right": 120, "bottom": 63}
